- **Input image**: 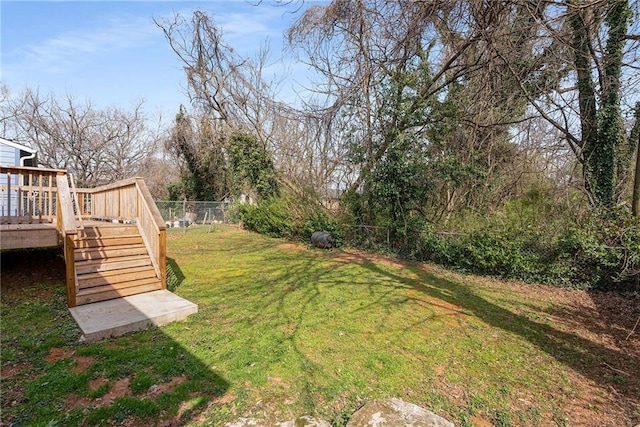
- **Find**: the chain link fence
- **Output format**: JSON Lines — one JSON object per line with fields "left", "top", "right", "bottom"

{"left": 155, "top": 200, "right": 232, "bottom": 227}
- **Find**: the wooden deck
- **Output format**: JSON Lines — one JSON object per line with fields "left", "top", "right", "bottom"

{"left": 1, "top": 165, "right": 197, "bottom": 340}
{"left": 1, "top": 166, "right": 168, "bottom": 308}
{"left": 1, "top": 222, "right": 59, "bottom": 250}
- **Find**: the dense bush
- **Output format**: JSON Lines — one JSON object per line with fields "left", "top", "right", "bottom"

{"left": 342, "top": 200, "right": 639, "bottom": 291}
{"left": 398, "top": 209, "right": 640, "bottom": 290}
{"left": 240, "top": 192, "right": 638, "bottom": 291}
{"left": 556, "top": 209, "right": 640, "bottom": 290}
{"left": 238, "top": 196, "right": 343, "bottom": 245}
{"left": 237, "top": 198, "right": 295, "bottom": 238}
{"left": 301, "top": 211, "right": 343, "bottom": 246}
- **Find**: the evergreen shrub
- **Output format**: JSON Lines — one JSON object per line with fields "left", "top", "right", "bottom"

{"left": 238, "top": 196, "right": 343, "bottom": 245}
{"left": 238, "top": 197, "right": 295, "bottom": 238}
{"left": 405, "top": 209, "right": 639, "bottom": 291}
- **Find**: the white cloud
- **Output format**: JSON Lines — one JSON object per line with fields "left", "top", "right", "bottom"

{"left": 7, "top": 13, "right": 159, "bottom": 74}
{"left": 1, "top": 1, "right": 310, "bottom": 111}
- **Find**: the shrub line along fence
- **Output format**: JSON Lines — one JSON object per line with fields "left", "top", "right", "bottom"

{"left": 154, "top": 199, "right": 638, "bottom": 291}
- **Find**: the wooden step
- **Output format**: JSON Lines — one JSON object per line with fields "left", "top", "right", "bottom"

{"left": 73, "top": 234, "right": 143, "bottom": 248}
{"left": 69, "top": 221, "right": 163, "bottom": 306}
{"left": 77, "top": 225, "right": 139, "bottom": 238}
{"left": 78, "top": 277, "right": 160, "bottom": 295}
{"left": 74, "top": 244, "right": 148, "bottom": 261}
{"left": 75, "top": 255, "right": 152, "bottom": 275}
{"left": 78, "top": 266, "right": 157, "bottom": 289}
{"left": 76, "top": 280, "right": 162, "bottom": 305}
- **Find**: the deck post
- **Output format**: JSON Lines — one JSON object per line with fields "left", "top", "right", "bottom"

{"left": 65, "top": 235, "right": 77, "bottom": 307}
{"left": 7, "top": 171, "right": 11, "bottom": 221}
{"left": 159, "top": 229, "right": 167, "bottom": 289}
{"left": 56, "top": 174, "right": 79, "bottom": 307}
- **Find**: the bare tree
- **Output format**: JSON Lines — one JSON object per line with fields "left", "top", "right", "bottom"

{"left": 287, "top": 0, "right": 640, "bottom": 217}
{"left": 0, "top": 87, "right": 158, "bottom": 187}
{"left": 156, "top": 10, "right": 349, "bottom": 199}
{"left": 156, "top": 12, "right": 279, "bottom": 146}
{"left": 287, "top": 0, "right": 554, "bottom": 226}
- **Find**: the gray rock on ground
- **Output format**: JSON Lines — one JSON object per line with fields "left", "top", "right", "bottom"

{"left": 224, "top": 398, "right": 454, "bottom": 427}
{"left": 311, "top": 231, "right": 335, "bottom": 249}
{"left": 225, "top": 416, "right": 331, "bottom": 427}
{"left": 346, "top": 398, "right": 454, "bottom": 427}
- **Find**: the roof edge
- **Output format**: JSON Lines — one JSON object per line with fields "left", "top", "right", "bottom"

{"left": 0, "top": 137, "right": 37, "bottom": 154}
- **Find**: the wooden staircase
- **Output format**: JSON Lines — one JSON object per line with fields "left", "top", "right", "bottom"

{"left": 72, "top": 223, "right": 163, "bottom": 305}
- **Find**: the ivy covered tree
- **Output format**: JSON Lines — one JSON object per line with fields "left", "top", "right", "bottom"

{"left": 167, "top": 105, "right": 229, "bottom": 201}
{"left": 570, "top": 0, "right": 632, "bottom": 207}
{"left": 228, "top": 131, "right": 279, "bottom": 201}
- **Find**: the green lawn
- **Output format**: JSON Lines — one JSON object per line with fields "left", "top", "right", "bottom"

{"left": 1, "top": 225, "right": 638, "bottom": 426}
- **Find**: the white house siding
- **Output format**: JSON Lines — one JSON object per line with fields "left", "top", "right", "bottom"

{"left": 0, "top": 142, "right": 18, "bottom": 166}
{"left": 0, "top": 140, "right": 32, "bottom": 217}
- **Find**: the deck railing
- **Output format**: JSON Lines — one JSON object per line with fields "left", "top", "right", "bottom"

{"left": 2, "top": 166, "right": 167, "bottom": 303}
{"left": 82, "top": 177, "right": 167, "bottom": 289}
{"left": 0, "top": 165, "right": 66, "bottom": 224}
{"left": 56, "top": 174, "right": 80, "bottom": 307}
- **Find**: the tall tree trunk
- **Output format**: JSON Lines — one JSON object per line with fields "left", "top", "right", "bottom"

{"left": 632, "top": 103, "right": 640, "bottom": 217}
{"left": 570, "top": 7, "right": 599, "bottom": 204}
{"left": 596, "top": 0, "right": 630, "bottom": 207}
{"left": 571, "top": 0, "right": 630, "bottom": 207}
{"left": 633, "top": 141, "right": 640, "bottom": 217}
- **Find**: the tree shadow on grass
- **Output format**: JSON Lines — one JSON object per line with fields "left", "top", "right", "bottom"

{"left": 336, "top": 252, "right": 640, "bottom": 419}
{"left": 1, "top": 251, "right": 230, "bottom": 427}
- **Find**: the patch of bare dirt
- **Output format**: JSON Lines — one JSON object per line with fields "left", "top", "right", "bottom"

{"left": 65, "top": 394, "right": 92, "bottom": 411}
{"left": 66, "top": 377, "right": 133, "bottom": 413}
{"left": 331, "top": 247, "right": 407, "bottom": 269}
{"left": 267, "top": 376, "right": 290, "bottom": 389}
{"left": 277, "top": 242, "right": 307, "bottom": 252}
{"left": 145, "top": 375, "right": 187, "bottom": 398}
{"left": 44, "top": 347, "right": 74, "bottom": 363}
{"left": 43, "top": 348, "right": 95, "bottom": 373}
{"left": 0, "top": 362, "right": 32, "bottom": 379}
{"left": 212, "top": 392, "right": 236, "bottom": 405}
{"left": 63, "top": 374, "right": 194, "bottom": 419}
{"left": 89, "top": 376, "right": 109, "bottom": 392}
{"left": 72, "top": 355, "right": 96, "bottom": 373}
{"left": 469, "top": 415, "right": 494, "bottom": 427}
{"left": 102, "top": 377, "right": 132, "bottom": 405}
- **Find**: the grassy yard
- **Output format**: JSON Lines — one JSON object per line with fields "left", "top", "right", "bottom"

{"left": 1, "top": 225, "right": 638, "bottom": 426}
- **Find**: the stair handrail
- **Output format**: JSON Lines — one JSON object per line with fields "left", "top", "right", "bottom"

{"left": 133, "top": 177, "right": 167, "bottom": 289}
{"left": 67, "top": 173, "right": 84, "bottom": 230}
{"left": 56, "top": 175, "right": 79, "bottom": 237}
{"left": 55, "top": 174, "right": 79, "bottom": 307}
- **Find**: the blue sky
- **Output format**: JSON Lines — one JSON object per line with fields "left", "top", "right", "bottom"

{"left": 1, "top": 0, "right": 316, "bottom": 121}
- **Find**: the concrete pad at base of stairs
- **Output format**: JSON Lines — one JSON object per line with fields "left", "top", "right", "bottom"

{"left": 69, "top": 290, "right": 198, "bottom": 342}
